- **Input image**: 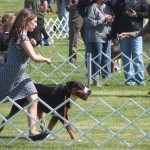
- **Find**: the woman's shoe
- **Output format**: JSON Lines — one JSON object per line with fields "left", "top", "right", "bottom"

{"left": 29, "top": 131, "right": 48, "bottom": 141}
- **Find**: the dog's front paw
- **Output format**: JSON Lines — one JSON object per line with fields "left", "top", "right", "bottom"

{"left": 77, "top": 138, "right": 82, "bottom": 142}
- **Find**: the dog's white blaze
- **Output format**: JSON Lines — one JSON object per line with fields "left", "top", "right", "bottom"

{"left": 84, "top": 86, "right": 90, "bottom": 94}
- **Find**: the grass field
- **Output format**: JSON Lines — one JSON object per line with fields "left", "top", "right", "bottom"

{"left": 0, "top": 0, "right": 150, "bottom": 150}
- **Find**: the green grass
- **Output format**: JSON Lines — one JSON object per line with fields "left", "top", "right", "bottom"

{"left": 0, "top": 1, "right": 150, "bottom": 150}
{"left": 0, "top": 39, "right": 149, "bottom": 150}
{"left": 0, "top": 90, "right": 149, "bottom": 150}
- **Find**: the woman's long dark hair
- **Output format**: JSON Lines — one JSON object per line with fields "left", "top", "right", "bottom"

{"left": 9, "top": 8, "right": 37, "bottom": 42}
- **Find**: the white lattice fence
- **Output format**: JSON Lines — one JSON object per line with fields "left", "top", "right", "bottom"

{"left": 44, "top": 17, "right": 148, "bottom": 43}
{"left": 26, "top": 51, "right": 150, "bottom": 86}
{"left": 90, "top": 51, "right": 150, "bottom": 85}
{"left": 33, "top": 17, "right": 150, "bottom": 86}
{"left": 0, "top": 97, "right": 149, "bottom": 147}
{"left": 27, "top": 51, "right": 86, "bottom": 85}
{"left": 44, "top": 17, "right": 84, "bottom": 45}
{"left": 44, "top": 17, "right": 69, "bottom": 42}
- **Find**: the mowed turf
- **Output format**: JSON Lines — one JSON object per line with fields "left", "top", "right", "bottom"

{"left": 0, "top": 1, "right": 150, "bottom": 150}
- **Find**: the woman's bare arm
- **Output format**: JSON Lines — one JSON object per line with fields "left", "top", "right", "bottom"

{"left": 21, "top": 40, "right": 51, "bottom": 64}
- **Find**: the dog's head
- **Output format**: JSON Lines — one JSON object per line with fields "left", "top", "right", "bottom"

{"left": 65, "top": 81, "right": 91, "bottom": 100}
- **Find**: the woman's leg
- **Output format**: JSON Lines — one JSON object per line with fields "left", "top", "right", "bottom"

{"left": 26, "top": 93, "right": 39, "bottom": 136}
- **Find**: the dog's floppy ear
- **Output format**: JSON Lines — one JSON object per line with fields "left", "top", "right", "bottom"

{"left": 65, "top": 80, "right": 76, "bottom": 88}
{"left": 65, "top": 80, "right": 85, "bottom": 89}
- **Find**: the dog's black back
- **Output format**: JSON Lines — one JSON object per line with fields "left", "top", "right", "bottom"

{"left": 36, "top": 83, "right": 71, "bottom": 115}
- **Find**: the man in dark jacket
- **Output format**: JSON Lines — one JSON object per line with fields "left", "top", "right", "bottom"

{"left": 77, "top": 0, "right": 92, "bottom": 63}
{"left": 112, "top": 0, "right": 148, "bottom": 85}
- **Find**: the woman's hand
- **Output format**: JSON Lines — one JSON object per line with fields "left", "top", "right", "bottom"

{"left": 106, "top": 15, "right": 115, "bottom": 25}
{"left": 45, "top": 58, "right": 51, "bottom": 64}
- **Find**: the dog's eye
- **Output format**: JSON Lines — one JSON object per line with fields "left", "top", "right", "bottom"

{"left": 81, "top": 84, "right": 85, "bottom": 89}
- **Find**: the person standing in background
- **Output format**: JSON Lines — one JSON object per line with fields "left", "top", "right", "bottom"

{"left": 61, "top": 0, "right": 69, "bottom": 33}
{"left": 0, "top": 13, "right": 16, "bottom": 66}
{"left": 88, "top": 0, "right": 114, "bottom": 86}
{"left": 55, "top": 0, "right": 69, "bottom": 32}
{"left": 111, "top": 0, "right": 148, "bottom": 85}
{"left": 77, "top": 0, "right": 92, "bottom": 64}
{"left": 118, "top": 9, "right": 150, "bottom": 93}
{"left": 24, "top": 0, "right": 41, "bottom": 14}
{"left": 56, "top": 0, "right": 62, "bottom": 19}
{"left": 66, "top": 0, "right": 83, "bottom": 63}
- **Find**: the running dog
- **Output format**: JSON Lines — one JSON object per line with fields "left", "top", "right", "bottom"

{"left": 0, "top": 81, "right": 91, "bottom": 140}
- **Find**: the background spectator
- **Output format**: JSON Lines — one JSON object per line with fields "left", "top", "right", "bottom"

{"left": 24, "top": 0, "right": 41, "bottom": 14}
{"left": 77, "top": 0, "right": 92, "bottom": 66}
{"left": 88, "top": 0, "right": 114, "bottom": 86}
{"left": 66, "top": 0, "right": 83, "bottom": 63}
{"left": 111, "top": 0, "right": 148, "bottom": 85}
{"left": 61, "top": 0, "right": 69, "bottom": 33}
{"left": 56, "top": 0, "right": 62, "bottom": 19}
{"left": 0, "top": 13, "right": 16, "bottom": 66}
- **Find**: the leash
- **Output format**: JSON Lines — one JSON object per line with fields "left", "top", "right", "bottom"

{"left": 34, "top": 46, "right": 63, "bottom": 81}
{"left": 63, "top": 84, "right": 71, "bottom": 94}
{"left": 31, "top": 46, "right": 68, "bottom": 125}
{"left": 64, "top": 96, "right": 67, "bottom": 125}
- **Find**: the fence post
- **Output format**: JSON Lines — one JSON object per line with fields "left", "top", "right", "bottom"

{"left": 87, "top": 53, "right": 92, "bottom": 87}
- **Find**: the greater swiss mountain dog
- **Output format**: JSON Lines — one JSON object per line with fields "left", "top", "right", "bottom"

{"left": 0, "top": 81, "right": 91, "bottom": 140}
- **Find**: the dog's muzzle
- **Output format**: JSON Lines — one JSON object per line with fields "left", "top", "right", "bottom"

{"left": 75, "top": 87, "right": 91, "bottom": 100}
{"left": 84, "top": 87, "right": 92, "bottom": 96}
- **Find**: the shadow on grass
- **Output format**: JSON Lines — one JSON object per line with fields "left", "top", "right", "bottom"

{"left": 0, "top": 136, "right": 26, "bottom": 140}
{"left": 91, "top": 94, "right": 150, "bottom": 98}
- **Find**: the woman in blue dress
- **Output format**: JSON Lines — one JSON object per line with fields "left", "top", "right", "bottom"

{"left": 0, "top": 8, "right": 51, "bottom": 140}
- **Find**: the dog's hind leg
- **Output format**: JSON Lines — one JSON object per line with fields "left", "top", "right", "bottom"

{"left": 59, "top": 117, "right": 76, "bottom": 140}
{"left": 65, "top": 125, "right": 76, "bottom": 140}
{"left": 48, "top": 116, "right": 76, "bottom": 139}
{"left": 0, "top": 99, "right": 27, "bottom": 133}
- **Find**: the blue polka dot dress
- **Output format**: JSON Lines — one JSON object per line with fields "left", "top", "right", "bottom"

{"left": 0, "top": 34, "right": 37, "bottom": 101}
